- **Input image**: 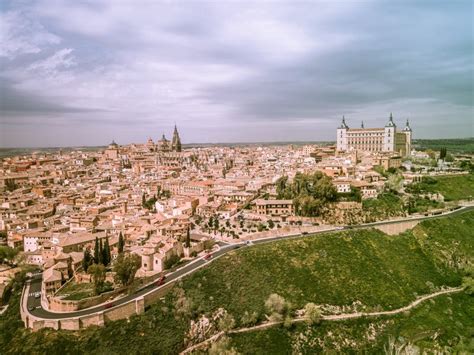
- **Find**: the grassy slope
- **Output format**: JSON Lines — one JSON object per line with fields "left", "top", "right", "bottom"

{"left": 181, "top": 227, "right": 462, "bottom": 324}
{"left": 1, "top": 210, "right": 473, "bottom": 354}
{"left": 421, "top": 174, "right": 474, "bottom": 201}
{"left": 229, "top": 293, "right": 474, "bottom": 354}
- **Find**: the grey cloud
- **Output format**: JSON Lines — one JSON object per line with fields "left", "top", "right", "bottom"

{"left": 0, "top": 79, "right": 108, "bottom": 116}
{"left": 0, "top": 0, "right": 472, "bottom": 147}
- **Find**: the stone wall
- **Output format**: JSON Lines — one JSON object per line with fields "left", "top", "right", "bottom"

{"left": 374, "top": 220, "right": 420, "bottom": 235}
{"left": 143, "top": 282, "right": 174, "bottom": 307}
{"left": 103, "top": 301, "right": 136, "bottom": 322}
{"left": 49, "top": 287, "right": 127, "bottom": 312}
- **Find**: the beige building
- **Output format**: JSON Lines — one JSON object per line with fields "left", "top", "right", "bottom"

{"left": 255, "top": 199, "right": 294, "bottom": 217}
{"left": 336, "top": 114, "right": 412, "bottom": 157}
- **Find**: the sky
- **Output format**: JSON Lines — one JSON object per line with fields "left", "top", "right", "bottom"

{"left": 0, "top": 0, "right": 472, "bottom": 147}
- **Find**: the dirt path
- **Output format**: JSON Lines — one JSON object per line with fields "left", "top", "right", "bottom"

{"left": 181, "top": 287, "right": 463, "bottom": 354}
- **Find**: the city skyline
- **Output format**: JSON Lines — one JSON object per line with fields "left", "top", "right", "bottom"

{"left": 1, "top": 0, "right": 473, "bottom": 147}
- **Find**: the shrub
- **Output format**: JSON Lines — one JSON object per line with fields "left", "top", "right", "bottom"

{"left": 304, "top": 302, "right": 322, "bottom": 325}
{"left": 240, "top": 311, "right": 259, "bottom": 326}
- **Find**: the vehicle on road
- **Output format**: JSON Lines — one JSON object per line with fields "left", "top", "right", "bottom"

{"left": 104, "top": 303, "right": 114, "bottom": 309}
{"left": 204, "top": 253, "right": 212, "bottom": 261}
{"left": 245, "top": 240, "right": 253, "bottom": 246}
{"left": 34, "top": 293, "right": 40, "bottom": 299}
{"left": 302, "top": 231, "right": 308, "bottom": 235}
{"left": 156, "top": 275, "right": 166, "bottom": 286}
{"left": 28, "top": 306, "right": 35, "bottom": 311}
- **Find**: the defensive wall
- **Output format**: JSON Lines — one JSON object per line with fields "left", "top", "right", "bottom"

{"left": 22, "top": 275, "right": 178, "bottom": 330}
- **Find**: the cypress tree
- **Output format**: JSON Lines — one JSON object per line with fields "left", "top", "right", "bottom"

{"left": 99, "top": 238, "right": 103, "bottom": 265}
{"left": 118, "top": 232, "right": 124, "bottom": 254}
{"left": 103, "top": 237, "right": 111, "bottom": 266}
{"left": 94, "top": 237, "right": 100, "bottom": 264}
{"left": 185, "top": 227, "right": 191, "bottom": 248}
{"left": 83, "top": 248, "right": 92, "bottom": 272}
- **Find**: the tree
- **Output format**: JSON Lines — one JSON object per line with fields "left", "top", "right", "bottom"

{"left": 386, "top": 173, "right": 403, "bottom": 193}
{"left": 213, "top": 217, "right": 220, "bottom": 232}
{"left": 185, "top": 227, "right": 191, "bottom": 248}
{"left": 82, "top": 248, "right": 93, "bottom": 272}
{"left": 304, "top": 302, "right": 322, "bottom": 325}
{"left": 98, "top": 238, "right": 104, "bottom": 264}
{"left": 440, "top": 147, "right": 447, "bottom": 160}
{"left": 113, "top": 253, "right": 141, "bottom": 286}
{"left": 208, "top": 336, "right": 238, "bottom": 355}
{"left": 0, "top": 246, "right": 18, "bottom": 264}
{"left": 268, "top": 220, "right": 275, "bottom": 229}
{"left": 118, "top": 232, "right": 125, "bottom": 254}
{"left": 88, "top": 263, "right": 106, "bottom": 295}
{"left": 462, "top": 266, "right": 474, "bottom": 295}
{"left": 67, "top": 258, "right": 74, "bottom": 279}
{"left": 265, "top": 293, "right": 288, "bottom": 315}
{"left": 426, "top": 149, "right": 436, "bottom": 159}
{"left": 94, "top": 237, "right": 100, "bottom": 264}
{"left": 102, "top": 237, "right": 111, "bottom": 266}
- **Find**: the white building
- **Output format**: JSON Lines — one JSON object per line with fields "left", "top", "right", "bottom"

{"left": 336, "top": 114, "right": 412, "bottom": 157}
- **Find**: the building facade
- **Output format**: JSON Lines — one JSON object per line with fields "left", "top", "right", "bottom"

{"left": 254, "top": 199, "right": 294, "bottom": 217}
{"left": 336, "top": 114, "right": 412, "bottom": 156}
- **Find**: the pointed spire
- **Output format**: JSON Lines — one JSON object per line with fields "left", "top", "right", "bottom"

{"left": 404, "top": 118, "right": 412, "bottom": 131}
{"left": 171, "top": 124, "right": 182, "bottom": 152}
{"left": 340, "top": 116, "right": 349, "bottom": 129}
{"left": 386, "top": 112, "right": 395, "bottom": 127}
{"left": 361, "top": 121, "right": 364, "bottom": 129}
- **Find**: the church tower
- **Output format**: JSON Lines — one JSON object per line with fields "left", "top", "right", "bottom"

{"left": 383, "top": 113, "right": 396, "bottom": 152}
{"left": 403, "top": 119, "right": 412, "bottom": 156}
{"left": 336, "top": 116, "right": 349, "bottom": 152}
{"left": 171, "top": 125, "right": 182, "bottom": 152}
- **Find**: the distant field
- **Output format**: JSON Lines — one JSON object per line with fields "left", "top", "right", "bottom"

{"left": 413, "top": 138, "right": 474, "bottom": 154}
{"left": 0, "top": 146, "right": 104, "bottom": 159}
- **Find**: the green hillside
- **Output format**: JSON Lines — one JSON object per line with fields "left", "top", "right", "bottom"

{"left": 229, "top": 292, "right": 474, "bottom": 353}
{"left": 1, "top": 210, "right": 473, "bottom": 354}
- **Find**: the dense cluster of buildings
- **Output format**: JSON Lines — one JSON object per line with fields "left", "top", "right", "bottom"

{"left": 0, "top": 118, "right": 423, "bottom": 300}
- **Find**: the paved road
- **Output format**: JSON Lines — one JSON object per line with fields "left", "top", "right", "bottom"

{"left": 25, "top": 204, "right": 474, "bottom": 320}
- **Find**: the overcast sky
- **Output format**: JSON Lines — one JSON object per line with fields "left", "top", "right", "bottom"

{"left": 0, "top": 0, "right": 472, "bottom": 147}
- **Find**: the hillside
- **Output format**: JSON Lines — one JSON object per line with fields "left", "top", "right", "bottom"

{"left": 1, "top": 210, "right": 473, "bottom": 354}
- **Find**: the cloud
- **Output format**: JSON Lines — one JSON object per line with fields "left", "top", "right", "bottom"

{"left": 0, "top": 0, "right": 472, "bottom": 147}
{"left": 0, "top": 9, "right": 60, "bottom": 59}
{"left": 27, "top": 48, "right": 75, "bottom": 73}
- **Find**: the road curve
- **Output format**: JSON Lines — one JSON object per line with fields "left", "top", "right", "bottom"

{"left": 24, "top": 204, "right": 474, "bottom": 321}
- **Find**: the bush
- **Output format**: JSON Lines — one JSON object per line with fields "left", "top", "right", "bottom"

{"left": 265, "top": 293, "right": 288, "bottom": 315}
{"left": 304, "top": 302, "right": 322, "bottom": 325}
{"left": 240, "top": 310, "right": 259, "bottom": 326}
{"left": 217, "top": 311, "right": 236, "bottom": 332}
{"left": 164, "top": 254, "right": 180, "bottom": 270}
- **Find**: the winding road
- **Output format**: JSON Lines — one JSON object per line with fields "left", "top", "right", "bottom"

{"left": 24, "top": 204, "right": 473, "bottom": 323}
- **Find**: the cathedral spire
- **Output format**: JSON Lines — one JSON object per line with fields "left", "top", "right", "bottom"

{"left": 361, "top": 121, "right": 364, "bottom": 128}
{"left": 171, "top": 125, "right": 182, "bottom": 152}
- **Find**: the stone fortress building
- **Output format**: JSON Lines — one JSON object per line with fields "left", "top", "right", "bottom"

{"left": 336, "top": 113, "right": 412, "bottom": 157}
